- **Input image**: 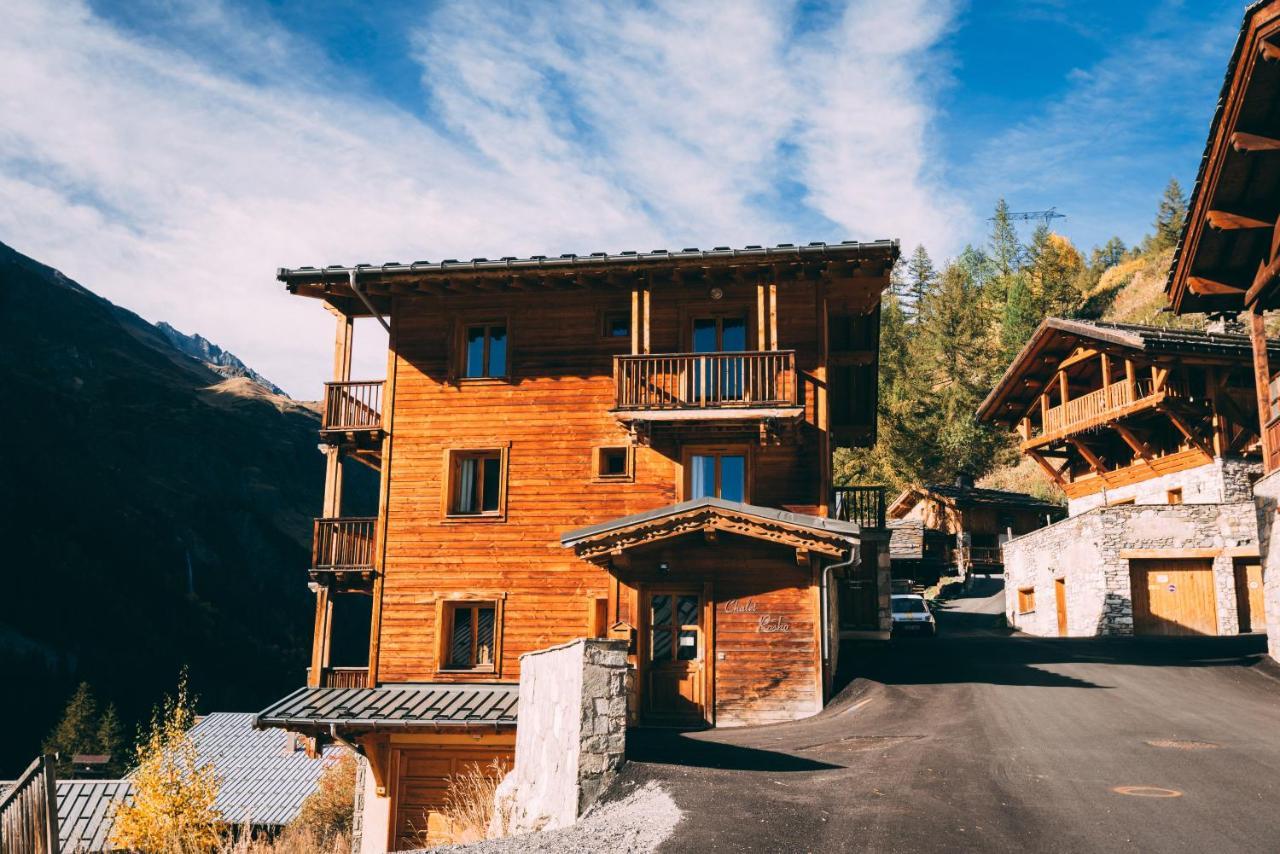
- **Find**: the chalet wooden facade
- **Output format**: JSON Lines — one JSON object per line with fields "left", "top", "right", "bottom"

{"left": 978, "top": 318, "right": 1270, "bottom": 638}
{"left": 1166, "top": 0, "right": 1280, "bottom": 660}
{"left": 885, "top": 476, "right": 1062, "bottom": 584}
{"left": 255, "top": 241, "right": 897, "bottom": 850}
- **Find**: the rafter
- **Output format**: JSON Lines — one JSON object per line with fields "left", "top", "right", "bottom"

{"left": 1026, "top": 449, "right": 1066, "bottom": 486}
{"left": 1162, "top": 407, "right": 1212, "bottom": 458}
{"left": 1207, "top": 209, "right": 1276, "bottom": 231}
{"left": 1260, "top": 40, "right": 1280, "bottom": 63}
{"left": 1114, "top": 424, "right": 1153, "bottom": 460}
{"left": 1232, "top": 131, "right": 1280, "bottom": 152}
{"left": 1067, "top": 438, "right": 1107, "bottom": 475}
{"left": 1188, "top": 275, "right": 1247, "bottom": 296}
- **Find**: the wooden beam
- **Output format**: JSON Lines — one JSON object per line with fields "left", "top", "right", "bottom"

{"left": 1059, "top": 347, "right": 1099, "bottom": 370}
{"left": 1250, "top": 307, "right": 1275, "bottom": 467}
{"left": 1188, "top": 275, "right": 1247, "bottom": 296}
{"left": 1208, "top": 209, "right": 1276, "bottom": 231}
{"left": 1058, "top": 370, "right": 1069, "bottom": 405}
{"left": 642, "top": 279, "right": 651, "bottom": 355}
{"left": 769, "top": 282, "right": 779, "bottom": 350}
{"left": 630, "top": 287, "right": 640, "bottom": 355}
{"left": 1026, "top": 449, "right": 1066, "bottom": 486}
{"left": 309, "top": 585, "right": 332, "bottom": 688}
{"left": 1247, "top": 253, "right": 1280, "bottom": 308}
{"left": 795, "top": 547, "right": 810, "bottom": 566}
{"left": 1114, "top": 424, "right": 1152, "bottom": 460}
{"left": 1232, "top": 131, "right": 1280, "bottom": 152}
{"left": 1163, "top": 407, "right": 1212, "bottom": 458}
{"left": 757, "top": 282, "right": 767, "bottom": 350}
{"left": 1261, "top": 40, "right": 1280, "bottom": 63}
{"left": 1100, "top": 352, "right": 1111, "bottom": 388}
{"left": 1067, "top": 438, "right": 1107, "bottom": 475}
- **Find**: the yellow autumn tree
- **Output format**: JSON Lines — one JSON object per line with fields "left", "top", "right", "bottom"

{"left": 111, "top": 672, "right": 222, "bottom": 852}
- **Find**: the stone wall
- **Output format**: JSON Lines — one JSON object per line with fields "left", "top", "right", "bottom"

{"left": 1067, "top": 457, "right": 1260, "bottom": 516}
{"left": 1252, "top": 470, "right": 1280, "bottom": 661}
{"left": 493, "top": 638, "right": 628, "bottom": 837}
{"left": 1002, "top": 502, "right": 1257, "bottom": 636}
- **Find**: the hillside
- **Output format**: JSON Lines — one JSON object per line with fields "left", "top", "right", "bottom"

{"left": 156, "top": 321, "right": 290, "bottom": 397}
{"left": 0, "top": 242, "right": 370, "bottom": 775}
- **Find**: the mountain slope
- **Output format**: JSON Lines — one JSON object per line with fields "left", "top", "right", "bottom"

{"left": 0, "top": 242, "right": 357, "bottom": 775}
{"left": 155, "top": 321, "right": 290, "bottom": 397}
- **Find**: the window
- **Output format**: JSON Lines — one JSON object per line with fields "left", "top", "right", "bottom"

{"left": 594, "top": 446, "right": 632, "bottom": 481}
{"left": 650, "top": 593, "right": 701, "bottom": 662}
{"left": 1017, "top": 587, "right": 1036, "bottom": 614}
{"left": 602, "top": 311, "right": 631, "bottom": 339}
{"left": 1167, "top": 488, "right": 1183, "bottom": 505}
{"left": 439, "top": 601, "right": 499, "bottom": 671}
{"left": 446, "top": 448, "right": 507, "bottom": 518}
{"left": 686, "top": 449, "right": 747, "bottom": 502}
{"left": 462, "top": 322, "right": 507, "bottom": 378}
{"left": 588, "top": 597, "right": 609, "bottom": 639}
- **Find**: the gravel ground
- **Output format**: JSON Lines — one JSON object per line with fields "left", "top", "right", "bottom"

{"left": 418, "top": 779, "right": 681, "bottom": 854}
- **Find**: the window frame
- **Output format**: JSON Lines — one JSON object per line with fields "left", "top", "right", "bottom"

{"left": 1167, "top": 488, "right": 1183, "bottom": 505}
{"left": 600, "top": 309, "right": 632, "bottom": 341}
{"left": 1017, "top": 587, "right": 1036, "bottom": 614}
{"left": 442, "top": 445, "right": 510, "bottom": 522}
{"left": 456, "top": 316, "right": 511, "bottom": 382}
{"left": 435, "top": 595, "right": 506, "bottom": 676}
{"left": 680, "top": 444, "right": 751, "bottom": 503}
{"left": 592, "top": 445, "right": 635, "bottom": 483}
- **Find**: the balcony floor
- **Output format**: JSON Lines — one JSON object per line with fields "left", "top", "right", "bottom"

{"left": 613, "top": 405, "right": 805, "bottom": 423}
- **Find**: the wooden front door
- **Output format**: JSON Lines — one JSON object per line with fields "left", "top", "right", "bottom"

{"left": 1130, "top": 559, "right": 1218, "bottom": 636}
{"left": 1234, "top": 560, "right": 1266, "bottom": 633}
{"left": 643, "top": 588, "right": 708, "bottom": 726}
{"left": 1054, "top": 578, "right": 1068, "bottom": 637}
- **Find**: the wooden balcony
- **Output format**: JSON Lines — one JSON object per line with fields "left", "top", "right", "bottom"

{"left": 1025, "top": 379, "right": 1188, "bottom": 450}
{"left": 831, "top": 486, "right": 887, "bottom": 529}
{"left": 306, "top": 666, "right": 369, "bottom": 689}
{"left": 311, "top": 517, "right": 377, "bottom": 587}
{"left": 958, "top": 546, "right": 1003, "bottom": 567}
{"left": 321, "top": 381, "right": 385, "bottom": 467}
{"left": 613, "top": 350, "right": 801, "bottom": 422}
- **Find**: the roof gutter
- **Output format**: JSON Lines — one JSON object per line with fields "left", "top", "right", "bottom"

{"left": 349, "top": 269, "right": 390, "bottom": 333}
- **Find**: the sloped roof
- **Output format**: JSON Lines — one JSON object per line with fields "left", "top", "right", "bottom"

{"left": 255, "top": 684, "right": 519, "bottom": 733}
{"left": 888, "top": 484, "right": 1062, "bottom": 520}
{"left": 977, "top": 317, "right": 1280, "bottom": 426}
{"left": 189, "top": 712, "right": 343, "bottom": 827}
{"left": 561, "top": 496, "right": 862, "bottom": 563}
{"left": 57, "top": 779, "right": 132, "bottom": 853}
{"left": 1167, "top": 0, "right": 1280, "bottom": 314}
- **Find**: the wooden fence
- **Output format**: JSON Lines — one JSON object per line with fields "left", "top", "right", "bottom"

{"left": 0, "top": 755, "right": 58, "bottom": 854}
{"left": 322, "top": 380, "right": 384, "bottom": 431}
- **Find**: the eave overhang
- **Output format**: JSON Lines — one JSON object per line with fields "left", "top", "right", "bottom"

{"left": 253, "top": 684, "right": 519, "bottom": 736}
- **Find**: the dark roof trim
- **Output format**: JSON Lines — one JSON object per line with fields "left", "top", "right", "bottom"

{"left": 561, "top": 496, "right": 861, "bottom": 545}
{"left": 277, "top": 239, "right": 899, "bottom": 285}
{"left": 977, "top": 317, "right": 1280, "bottom": 422}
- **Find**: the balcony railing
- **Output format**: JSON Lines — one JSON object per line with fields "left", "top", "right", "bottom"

{"left": 306, "top": 666, "right": 369, "bottom": 689}
{"left": 1037, "top": 379, "right": 1187, "bottom": 440}
{"left": 831, "top": 486, "right": 887, "bottom": 529}
{"left": 322, "top": 381, "right": 384, "bottom": 432}
{"left": 959, "top": 546, "right": 1003, "bottom": 566}
{"left": 614, "top": 350, "right": 797, "bottom": 412}
{"left": 312, "top": 517, "right": 377, "bottom": 573}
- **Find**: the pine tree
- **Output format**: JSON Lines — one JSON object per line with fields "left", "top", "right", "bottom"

{"left": 97, "top": 703, "right": 125, "bottom": 776}
{"left": 1152, "top": 178, "right": 1188, "bottom": 251}
{"left": 1001, "top": 274, "right": 1038, "bottom": 358}
{"left": 44, "top": 683, "right": 99, "bottom": 775}
{"left": 1025, "top": 226, "right": 1085, "bottom": 317}
{"left": 989, "top": 198, "right": 1020, "bottom": 279}
{"left": 902, "top": 244, "right": 937, "bottom": 321}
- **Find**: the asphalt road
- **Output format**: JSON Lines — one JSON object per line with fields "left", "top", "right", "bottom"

{"left": 623, "top": 584, "right": 1280, "bottom": 853}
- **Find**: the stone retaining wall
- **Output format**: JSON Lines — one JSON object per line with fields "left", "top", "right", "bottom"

{"left": 1252, "top": 470, "right": 1280, "bottom": 661}
{"left": 492, "top": 638, "right": 628, "bottom": 837}
{"left": 1003, "top": 502, "right": 1257, "bottom": 636}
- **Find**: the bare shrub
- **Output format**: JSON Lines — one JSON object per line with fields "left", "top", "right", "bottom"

{"left": 291, "top": 749, "right": 357, "bottom": 841}
{"left": 435, "top": 758, "right": 512, "bottom": 845}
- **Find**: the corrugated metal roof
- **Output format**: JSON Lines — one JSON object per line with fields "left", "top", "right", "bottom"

{"left": 277, "top": 239, "right": 899, "bottom": 283}
{"left": 57, "top": 779, "right": 132, "bottom": 853}
{"left": 188, "top": 712, "right": 344, "bottom": 828}
{"left": 254, "top": 683, "right": 519, "bottom": 730}
{"left": 560, "top": 496, "right": 862, "bottom": 545}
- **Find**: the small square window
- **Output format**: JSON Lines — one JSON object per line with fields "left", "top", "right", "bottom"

{"left": 441, "top": 601, "right": 498, "bottom": 671}
{"left": 462, "top": 322, "right": 508, "bottom": 379}
{"left": 600, "top": 448, "right": 628, "bottom": 477}
{"left": 1167, "top": 488, "right": 1183, "bottom": 505}
{"left": 1017, "top": 588, "right": 1036, "bottom": 614}
{"left": 602, "top": 311, "right": 631, "bottom": 339}
{"left": 446, "top": 449, "right": 506, "bottom": 518}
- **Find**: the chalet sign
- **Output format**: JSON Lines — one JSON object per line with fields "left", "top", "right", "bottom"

{"left": 725, "top": 598, "right": 792, "bottom": 634}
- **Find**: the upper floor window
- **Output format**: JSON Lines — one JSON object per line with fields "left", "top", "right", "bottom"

{"left": 438, "top": 599, "right": 502, "bottom": 672}
{"left": 447, "top": 448, "right": 506, "bottom": 517}
{"left": 602, "top": 311, "right": 631, "bottom": 339}
{"left": 464, "top": 322, "right": 507, "bottom": 379}
{"left": 687, "top": 448, "right": 747, "bottom": 502}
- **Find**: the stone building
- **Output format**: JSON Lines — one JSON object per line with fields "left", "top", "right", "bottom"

{"left": 977, "top": 319, "right": 1272, "bottom": 637}
{"left": 1163, "top": 0, "right": 1280, "bottom": 661}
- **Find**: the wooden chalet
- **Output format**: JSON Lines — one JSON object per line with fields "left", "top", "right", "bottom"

{"left": 977, "top": 319, "right": 1275, "bottom": 510}
{"left": 886, "top": 476, "right": 1063, "bottom": 582}
{"left": 1166, "top": 0, "right": 1280, "bottom": 658}
{"left": 255, "top": 240, "right": 897, "bottom": 850}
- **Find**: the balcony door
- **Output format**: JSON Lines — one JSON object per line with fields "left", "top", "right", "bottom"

{"left": 692, "top": 315, "right": 747, "bottom": 403}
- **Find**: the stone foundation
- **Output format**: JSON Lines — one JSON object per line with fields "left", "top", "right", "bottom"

{"left": 1067, "top": 457, "right": 1259, "bottom": 515}
{"left": 1002, "top": 502, "right": 1258, "bottom": 636}
{"left": 493, "top": 638, "right": 628, "bottom": 836}
{"left": 1252, "top": 470, "right": 1280, "bottom": 661}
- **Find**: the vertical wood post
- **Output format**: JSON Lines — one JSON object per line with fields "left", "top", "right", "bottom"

{"left": 757, "top": 281, "right": 767, "bottom": 350}
{"left": 769, "top": 282, "right": 779, "bottom": 350}
{"left": 309, "top": 584, "right": 331, "bottom": 687}
{"left": 1250, "top": 307, "right": 1274, "bottom": 469}
{"left": 630, "top": 287, "right": 640, "bottom": 355}
{"left": 642, "top": 278, "right": 651, "bottom": 355}
{"left": 43, "top": 754, "right": 59, "bottom": 854}
{"left": 333, "top": 312, "right": 354, "bottom": 383}
{"left": 1100, "top": 352, "right": 1111, "bottom": 388}
{"left": 1058, "top": 370, "right": 1069, "bottom": 405}
{"left": 1125, "top": 358, "right": 1137, "bottom": 401}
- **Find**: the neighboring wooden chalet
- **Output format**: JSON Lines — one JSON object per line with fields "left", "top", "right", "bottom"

{"left": 1166, "top": 0, "right": 1280, "bottom": 661}
{"left": 978, "top": 318, "right": 1270, "bottom": 638}
{"left": 255, "top": 241, "right": 897, "bottom": 851}
{"left": 885, "top": 476, "right": 1063, "bottom": 583}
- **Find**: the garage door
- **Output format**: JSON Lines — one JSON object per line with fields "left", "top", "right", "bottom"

{"left": 392, "top": 743, "right": 514, "bottom": 850}
{"left": 1129, "top": 559, "right": 1218, "bottom": 636}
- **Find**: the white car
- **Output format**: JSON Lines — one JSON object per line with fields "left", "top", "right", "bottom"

{"left": 891, "top": 594, "right": 937, "bottom": 637}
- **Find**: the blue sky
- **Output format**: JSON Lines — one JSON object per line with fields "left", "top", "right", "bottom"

{"left": 0, "top": 0, "right": 1246, "bottom": 394}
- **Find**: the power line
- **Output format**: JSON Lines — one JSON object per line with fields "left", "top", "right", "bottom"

{"left": 989, "top": 207, "right": 1067, "bottom": 229}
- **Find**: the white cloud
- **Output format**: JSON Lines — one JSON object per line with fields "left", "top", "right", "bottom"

{"left": 0, "top": 0, "right": 962, "bottom": 395}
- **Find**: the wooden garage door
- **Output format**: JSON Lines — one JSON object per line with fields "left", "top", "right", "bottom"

{"left": 1234, "top": 560, "right": 1266, "bottom": 634}
{"left": 392, "top": 743, "right": 514, "bottom": 850}
{"left": 1130, "top": 559, "right": 1218, "bottom": 636}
